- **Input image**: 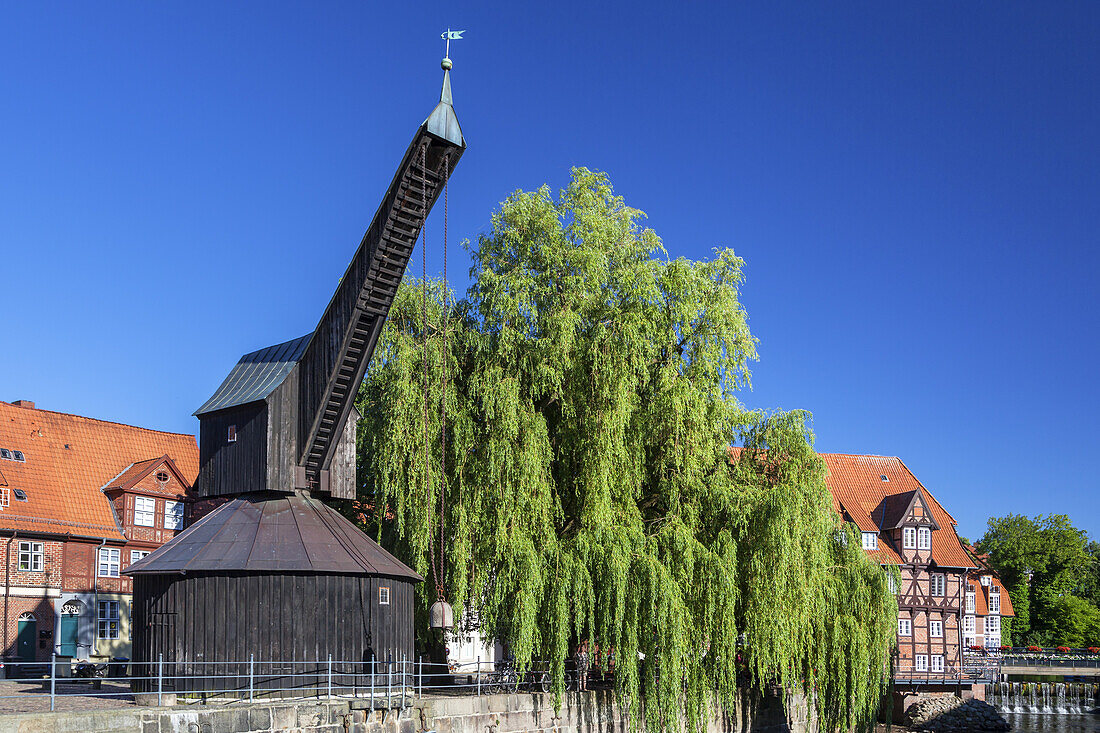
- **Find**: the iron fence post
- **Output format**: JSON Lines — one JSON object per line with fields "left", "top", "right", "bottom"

{"left": 249, "top": 653, "right": 255, "bottom": 702}
{"left": 327, "top": 654, "right": 333, "bottom": 699}
{"left": 418, "top": 655, "right": 422, "bottom": 698}
{"left": 157, "top": 653, "right": 163, "bottom": 706}
{"left": 401, "top": 652, "right": 406, "bottom": 707}
{"left": 387, "top": 654, "right": 392, "bottom": 708}
{"left": 50, "top": 652, "right": 56, "bottom": 712}
{"left": 477, "top": 655, "right": 481, "bottom": 696}
{"left": 370, "top": 658, "right": 375, "bottom": 707}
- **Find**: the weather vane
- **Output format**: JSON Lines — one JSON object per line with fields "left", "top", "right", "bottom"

{"left": 441, "top": 28, "right": 464, "bottom": 70}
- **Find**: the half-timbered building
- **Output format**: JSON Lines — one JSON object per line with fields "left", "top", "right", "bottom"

{"left": 0, "top": 399, "right": 197, "bottom": 667}
{"left": 963, "top": 546, "right": 1014, "bottom": 650}
{"left": 823, "top": 453, "right": 977, "bottom": 689}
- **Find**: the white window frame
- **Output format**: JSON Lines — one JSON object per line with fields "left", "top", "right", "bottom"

{"left": 917, "top": 527, "right": 931, "bottom": 550}
{"left": 227, "top": 425, "right": 237, "bottom": 443}
{"left": 931, "top": 655, "right": 944, "bottom": 672}
{"left": 134, "top": 496, "right": 156, "bottom": 527}
{"left": 986, "top": 616, "right": 999, "bottom": 634}
{"left": 985, "top": 635, "right": 1001, "bottom": 649}
{"left": 964, "top": 635, "right": 976, "bottom": 648}
{"left": 861, "top": 532, "right": 878, "bottom": 550}
{"left": 965, "top": 591, "right": 975, "bottom": 613}
{"left": 914, "top": 654, "right": 928, "bottom": 672}
{"left": 163, "top": 500, "right": 184, "bottom": 530}
{"left": 963, "top": 615, "right": 975, "bottom": 634}
{"left": 990, "top": 592, "right": 1000, "bottom": 614}
{"left": 98, "top": 547, "right": 120, "bottom": 577}
{"left": 930, "top": 619, "right": 943, "bottom": 637}
{"left": 898, "top": 618, "right": 912, "bottom": 636}
{"left": 931, "top": 573, "right": 945, "bottom": 597}
{"left": 131, "top": 550, "right": 150, "bottom": 564}
{"left": 17, "top": 541, "right": 44, "bottom": 572}
{"left": 379, "top": 586, "right": 390, "bottom": 605}
{"left": 97, "top": 600, "right": 120, "bottom": 639}
{"left": 903, "top": 527, "right": 916, "bottom": 549}
{"left": 887, "top": 573, "right": 898, "bottom": 594}
{"left": 980, "top": 575, "right": 991, "bottom": 586}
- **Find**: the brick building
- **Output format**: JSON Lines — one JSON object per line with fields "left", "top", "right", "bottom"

{"left": 0, "top": 400, "right": 197, "bottom": 666}
{"left": 823, "top": 453, "right": 977, "bottom": 690}
{"left": 963, "top": 547, "right": 1015, "bottom": 650}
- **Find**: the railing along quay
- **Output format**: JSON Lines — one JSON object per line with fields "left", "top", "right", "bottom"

{"left": 0, "top": 655, "right": 592, "bottom": 714}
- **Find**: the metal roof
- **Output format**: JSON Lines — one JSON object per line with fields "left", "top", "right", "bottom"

{"left": 193, "top": 334, "right": 311, "bottom": 416}
{"left": 125, "top": 492, "right": 423, "bottom": 580}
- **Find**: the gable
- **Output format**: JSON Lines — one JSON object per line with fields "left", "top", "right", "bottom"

{"left": 0, "top": 401, "right": 197, "bottom": 540}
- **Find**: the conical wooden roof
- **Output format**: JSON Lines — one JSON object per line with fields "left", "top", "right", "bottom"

{"left": 125, "top": 492, "right": 421, "bottom": 580}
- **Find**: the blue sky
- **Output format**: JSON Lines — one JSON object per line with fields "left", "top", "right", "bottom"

{"left": 1, "top": 3, "right": 1097, "bottom": 541}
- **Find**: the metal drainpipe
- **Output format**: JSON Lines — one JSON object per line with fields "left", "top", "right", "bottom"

{"left": 92, "top": 538, "right": 106, "bottom": 658}
{"left": 4, "top": 531, "right": 16, "bottom": 666}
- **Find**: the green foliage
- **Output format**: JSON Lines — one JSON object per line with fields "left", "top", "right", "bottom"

{"left": 977, "top": 513, "right": 1096, "bottom": 646}
{"left": 356, "top": 168, "right": 896, "bottom": 731}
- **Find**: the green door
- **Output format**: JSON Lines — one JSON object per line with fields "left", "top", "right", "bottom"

{"left": 59, "top": 615, "right": 79, "bottom": 657}
{"left": 16, "top": 618, "right": 36, "bottom": 662}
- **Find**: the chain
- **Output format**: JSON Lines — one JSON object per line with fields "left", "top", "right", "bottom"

{"left": 420, "top": 144, "right": 442, "bottom": 600}
{"left": 439, "top": 154, "right": 449, "bottom": 602}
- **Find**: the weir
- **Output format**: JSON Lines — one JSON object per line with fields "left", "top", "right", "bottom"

{"left": 985, "top": 681, "right": 1100, "bottom": 714}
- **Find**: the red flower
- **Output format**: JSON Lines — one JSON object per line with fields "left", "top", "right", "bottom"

{"left": 1088, "top": 647, "right": 1100, "bottom": 654}
{"left": 1056, "top": 646, "right": 1071, "bottom": 653}
{"left": 1027, "top": 645, "right": 1041, "bottom": 652}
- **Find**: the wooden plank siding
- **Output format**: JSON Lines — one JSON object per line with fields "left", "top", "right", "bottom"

{"left": 197, "top": 404, "right": 267, "bottom": 496}
{"left": 132, "top": 572, "right": 415, "bottom": 694}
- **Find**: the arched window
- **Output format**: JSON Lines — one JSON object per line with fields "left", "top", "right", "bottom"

{"left": 61, "top": 600, "right": 85, "bottom": 616}
{"left": 18, "top": 612, "right": 36, "bottom": 621}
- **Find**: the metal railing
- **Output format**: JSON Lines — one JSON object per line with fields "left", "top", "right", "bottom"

{"left": 0, "top": 656, "right": 593, "bottom": 714}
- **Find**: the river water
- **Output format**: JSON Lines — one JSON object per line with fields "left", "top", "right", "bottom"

{"left": 1002, "top": 713, "right": 1099, "bottom": 732}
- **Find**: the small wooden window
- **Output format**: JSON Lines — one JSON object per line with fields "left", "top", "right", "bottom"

{"left": 379, "top": 586, "right": 390, "bottom": 605}
{"left": 155, "top": 471, "right": 169, "bottom": 483}
{"left": 228, "top": 425, "right": 237, "bottom": 443}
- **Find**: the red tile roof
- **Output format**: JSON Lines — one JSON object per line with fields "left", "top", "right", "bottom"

{"left": 821, "top": 453, "right": 975, "bottom": 569}
{"left": 0, "top": 401, "right": 198, "bottom": 541}
{"left": 965, "top": 546, "right": 1015, "bottom": 617}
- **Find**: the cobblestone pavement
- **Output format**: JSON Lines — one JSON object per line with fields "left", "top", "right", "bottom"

{"left": 0, "top": 679, "right": 134, "bottom": 713}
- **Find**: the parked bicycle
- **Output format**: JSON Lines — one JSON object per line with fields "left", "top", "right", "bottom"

{"left": 487, "top": 659, "right": 551, "bottom": 693}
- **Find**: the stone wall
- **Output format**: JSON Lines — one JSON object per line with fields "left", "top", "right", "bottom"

{"left": 0, "top": 688, "right": 816, "bottom": 733}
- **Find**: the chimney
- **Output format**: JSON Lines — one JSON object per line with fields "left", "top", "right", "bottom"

{"left": 11, "top": 400, "right": 35, "bottom": 410}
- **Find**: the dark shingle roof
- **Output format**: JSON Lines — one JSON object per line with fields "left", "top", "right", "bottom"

{"left": 124, "top": 492, "right": 422, "bottom": 580}
{"left": 194, "top": 334, "right": 311, "bottom": 416}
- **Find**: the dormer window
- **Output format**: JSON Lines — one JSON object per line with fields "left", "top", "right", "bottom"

{"left": 0, "top": 449, "right": 11, "bottom": 460}
{"left": 227, "top": 425, "right": 237, "bottom": 443}
{"left": 12, "top": 451, "right": 24, "bottom": 462}
{"left": 980, "top": 575, "right": 991, "bottom": 587}
{"left": 880, "top": 474, "right": 889, "bottom": 482}
{"left": 917, "top": 527, "right": 931, "bottom": 550}
{"left": 861, "top": 532, "right": 878, "bottom": 550}
{"left": 903, "top": 527, "right": 916, "bottom": 549}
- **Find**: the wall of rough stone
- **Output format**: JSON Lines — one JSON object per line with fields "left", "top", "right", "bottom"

{"left": 0, "top": 688, "right": 816, "bottom": 733}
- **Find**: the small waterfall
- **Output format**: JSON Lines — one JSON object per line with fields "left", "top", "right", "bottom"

{"left": 985, "top": 681, "right": 1100, "bottom": 714}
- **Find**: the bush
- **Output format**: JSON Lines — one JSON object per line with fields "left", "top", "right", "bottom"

{"left": 1000, "top": 645, "right": 1011, "bottom": 651}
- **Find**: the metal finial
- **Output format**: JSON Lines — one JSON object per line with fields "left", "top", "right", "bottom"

{"left": 441, "top": 29, "right": 464, "bottom": 70}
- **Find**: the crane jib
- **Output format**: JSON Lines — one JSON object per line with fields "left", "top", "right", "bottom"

{"left": 295, "top": 125, "right": 465, "bottom": 493}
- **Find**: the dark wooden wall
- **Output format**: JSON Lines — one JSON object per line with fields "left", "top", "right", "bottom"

{"left": 197, "top": 404, "right": 267, "bottom": 496}
{"left": 132, "top": 572, "right": 415, "bottom": 692}
{"left": 265, "top": 370, "right": 299, "bottom": 493}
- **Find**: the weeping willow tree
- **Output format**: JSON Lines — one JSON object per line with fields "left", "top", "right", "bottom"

{"left": 355, "top": 168, "right": 896, "bottom": 731}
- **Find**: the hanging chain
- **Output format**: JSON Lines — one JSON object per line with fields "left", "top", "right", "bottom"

{"left": 420, "top": 144, "right": 443, "bottom": 600}
{"left": 439, "top": 154, "right": 449, "bottom": 602}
